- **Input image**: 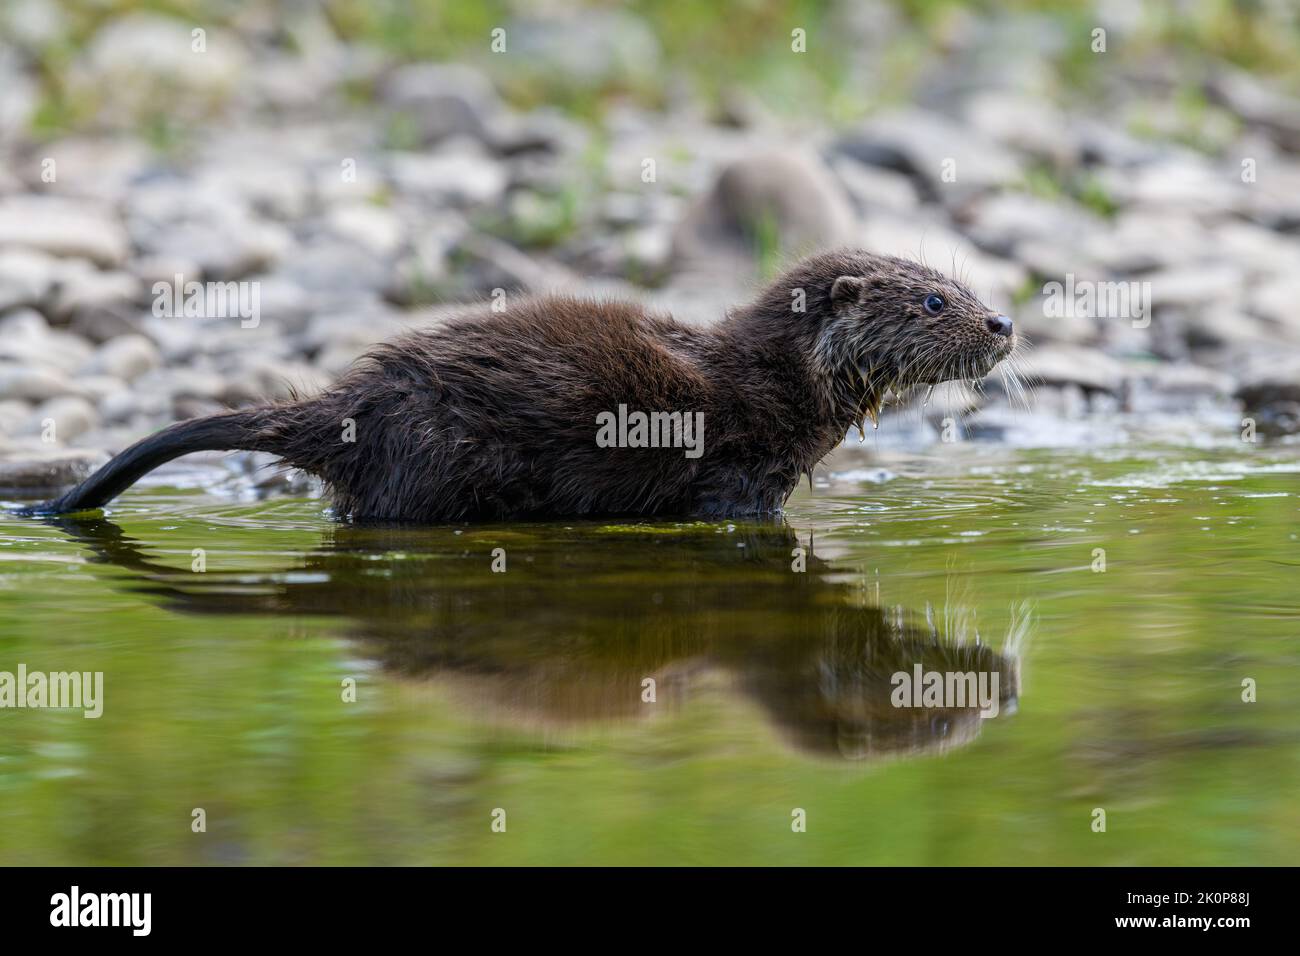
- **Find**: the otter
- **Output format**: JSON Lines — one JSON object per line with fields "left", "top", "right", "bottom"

{"left": 48, "top": 513, "right": 1025, "bottom": 760}
{"left": 36, "top": 249, "right": 1015, "bottom": 522}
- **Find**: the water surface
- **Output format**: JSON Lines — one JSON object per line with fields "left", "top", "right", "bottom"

{"left": 1, "top": 443, "right": 1296, "bottom": 865}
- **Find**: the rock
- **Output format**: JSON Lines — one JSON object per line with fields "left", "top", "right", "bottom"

{"left": 962, "top": 193, "right": 1101, "bottom": 258}
{"left": 963, "top": 91, "right": 1080, "bottom": 167}
{"left": 100, "top": 388, "right": 169, "bottom": 426}
{"left": 1083, "top": 212, "right": 1211, "bottom": 274}
{"left": 0, "top": 47, "right": 38, "bottom": 140}
{"left": 501, "top": 189, "right": 575, "bottom": 245}
{"left": 380, "top": 63, "right": 500, "bottom": 147}
{"left": 72, "top": 14, "right": 248, "bottom": 125}
{"left": 1011, "top": 296, "right": 1100, "bottom": 346}
{"left": 1146, "top": 263, "right": 1243, "bottom": 312}
{"left": 327, "top": 202, "right": 406, "bottom": 257}
{"left": 387, "top": 148, "right": 508, "bottom": 207}
{"left": 1075, "top": 119, "right": 1168, "bottom": 168}
{"left": 1243, "top": 159, "right": 1300, "bottom": 232}
{"left": 135, "top": 315, "right": 201, "bottom": 364}
{"left": 194, "top": 155, "right": 313, "bottom": 222}
{"left": 1125, "top": 362, "right": 1237, "bottom": 412}
{"left": 452, "top": 232, "right": 580, "bottom": 296}
{"left": 1213, "top": 220, "right": 1300, "bottom": 278}
{"left": 1235, "top": 350, "right": 1300, "bottom": 434}
{"left": 1019, "top": 344, "right": 1126, "bottom": 396}
{"left": 79, "top": 335, "right": 162, "bottom": 383}
{"left": 77, "top": 375, "right": 129, "bottom": 403}
{"left": 0, "top": 196, "right": 131, "bottom": 267}
{"left": 672, "top": 150, "right": 857, "bottom": 272}
{"left": 0, "top": 248, "right": 62, "bottom": 311}
{"left": 1248, "top": 274, "right": 1300, "bottom": 340}
{"left": 1183, "top": 309, "right": 1279, "bottom": 352}
{"left": 314, "top": 152, "right": 387, "bottom": 207}
{"left": 620, "top": 225, "right": 673, "bottom": 276}
{"left": 227, "top": 359, "right": 329, "bottom": 404}
{"left": 171, "top": 397, "right": 226, "bottom": 421}
{"left": 830, "top": 156, "right": 920, "bottom": 214}
{"left": 857, "top": 210, "right": 1027, "bottom": 306}
{"left": 279, "top": 237, "right": 390, "bottom": 300}
{"left": 1013, "top": 240, "right": 1106, "bottom": 286}
{"left": 67, "top": 308, "right": 151, "bottom": 346}
{"left": 24, "top": 137, "right": 153, "bottom": 204}
{"left": 905, "top": 381, "right": 983, "bottom": 423}
{"left": 0, "top": 309, "right": 94, "bottom": 374}
{"left": 1206, "top": 67, "right": 1300, "bottom": 153}
{"left": 0, "top": 307, "right": 47, "bottom": 339}
{"left": 1122, "top": 96, "right": 1241, "bottom": 155}
{"left": 836, "top": 109, "right": 1023, "bottom": 203}
{"left": 242, "top": 275, "right": 314, "bottom": 335}
{"left": 648, "top": 276, "right": 749, "bottom": 328}
{"left": 506, "top": 10, "right": 661, "bottom": 87}
{"left": 48, "top": 264, "right": 143, "bottom": 322}
{"left": 132, "top": 217, "right": 292, "bottom": 282}
{"left": 129, "top": 254, "right": 205, "bottom": 288}
{"left": 0, "top": 399, "right": 31, "bottom": 436}
{"left": 132, "top": 366, "right": 227, "bottom": 403}
{"left": 1096, "top": 156, "right": 1245, "bottom": 217}
{"left": 599, "top": 193, "right": 643, "bottom": 229}
{"left": 316, "top": 342, "right": 371, "bottom": 377}
{"left": 29, "top": 395, "right": 99, "bottom": 442}
{"left": 249, "top": 7, "right": 367, "bottom": 110}
{"left": 0, "top": 449, "right": 108, "bottom": 493}
{"left": 125, "top": 178, "right": 294, "bottom": 280}
{"left": 0, "top": 363, "right": 78, "bottom": 402}
{"left": 1, "top": 0, "right": 70, "bottom": 50}
{"left": 386, "top": 240, "right": 452, "bottom": 307}
{"left": 486, "top": 108, "right": 587, "bottom": 157}
{"left": 297, "top": 304, "right": 412, "bottom": 356}
{"left": 173, "top": 321, "right": 296, "bottom": 364}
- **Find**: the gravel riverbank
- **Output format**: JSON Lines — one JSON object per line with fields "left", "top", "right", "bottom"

{"left": 2, "top": 4, "right": 1299, "bottom": 495}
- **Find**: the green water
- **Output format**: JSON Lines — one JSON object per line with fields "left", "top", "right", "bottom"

{"left": 1, "top": 444, "right": 1297, "bottom": 865}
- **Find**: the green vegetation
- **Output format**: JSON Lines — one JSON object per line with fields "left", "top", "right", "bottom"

{"left": 13, "top": 0, "right": 1300, "bottom": 141}
{"left": 1023, "top": 164, "right": 1119, "bottom": 221}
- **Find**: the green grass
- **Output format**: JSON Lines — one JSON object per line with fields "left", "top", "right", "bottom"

{"left": 17, "top": 0, "right": 1299, "bottom": 142}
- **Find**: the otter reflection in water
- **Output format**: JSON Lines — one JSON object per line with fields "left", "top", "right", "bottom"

{"left": 51, "top": 515, "right": 1026, "bottom": 761}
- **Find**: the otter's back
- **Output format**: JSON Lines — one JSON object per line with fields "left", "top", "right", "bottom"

{"left": 308, "top": 296, "right": 714, "bottom": 521}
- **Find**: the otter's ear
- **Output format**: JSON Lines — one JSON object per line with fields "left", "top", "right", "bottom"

{"left": 831, "top": 276, "right": 866, "bottom": 311}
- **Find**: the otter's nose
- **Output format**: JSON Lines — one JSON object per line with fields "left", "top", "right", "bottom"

{"left": 986, "top": 314, "right": 1013, "bottom": 337}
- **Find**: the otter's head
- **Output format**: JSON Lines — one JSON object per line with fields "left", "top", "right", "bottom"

{"left": 725, "top": 249, "right": 1020, "bottom": 435}
{"left": 819, "top": 251, "right": 1015, "bottom": 395}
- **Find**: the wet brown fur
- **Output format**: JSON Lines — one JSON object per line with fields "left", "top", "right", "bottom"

{"left": 42, "top": 249, "right": 1015, "bottom": 522}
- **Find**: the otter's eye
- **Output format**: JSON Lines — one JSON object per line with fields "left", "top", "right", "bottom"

{"left": 923, "top": 293, "right": 945, "bottom": 316}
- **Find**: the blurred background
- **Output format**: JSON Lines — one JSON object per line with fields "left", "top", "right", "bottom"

{"left": 1, "top": 0, "right": 1299, "bottom": 469}
{"left": 1, "top": 1, "right": 1299, "bottom": 866}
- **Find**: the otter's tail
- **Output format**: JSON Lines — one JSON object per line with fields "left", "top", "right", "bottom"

{"left": 34, "top": 407, "right": 285, "bottom": 515}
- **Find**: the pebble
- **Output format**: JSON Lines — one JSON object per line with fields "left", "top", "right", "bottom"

{"left": 673, "top": 150, "right": 857, "bottom": 273}
{"left": 29, "top": 395, "right": 99, "bottom": 441}
{"left": 388, "top": 149, "right": 508, "bottom": 206}
{"left": 0, "top": 448, "right": 107, "bottom": 492}
{"left": 1019, "top": 344, "right": 1127, "bottom": 396}
{"left": 79, "top": 335, "right": 162, "bottom": 383}
{"left": 0, "top": 248, "right": 62, "bottom": 311}
{"left": 837, "top": 109, "right": 1023, "bottom": 203}
{"left": 0, "top": 196, "right": 131, "bottom": 267}
{"left": 0, "top": 364, "right": 80, "bottom": 402}
{"left": 0, "top": 2, "right": 1296, "bottom": 460}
